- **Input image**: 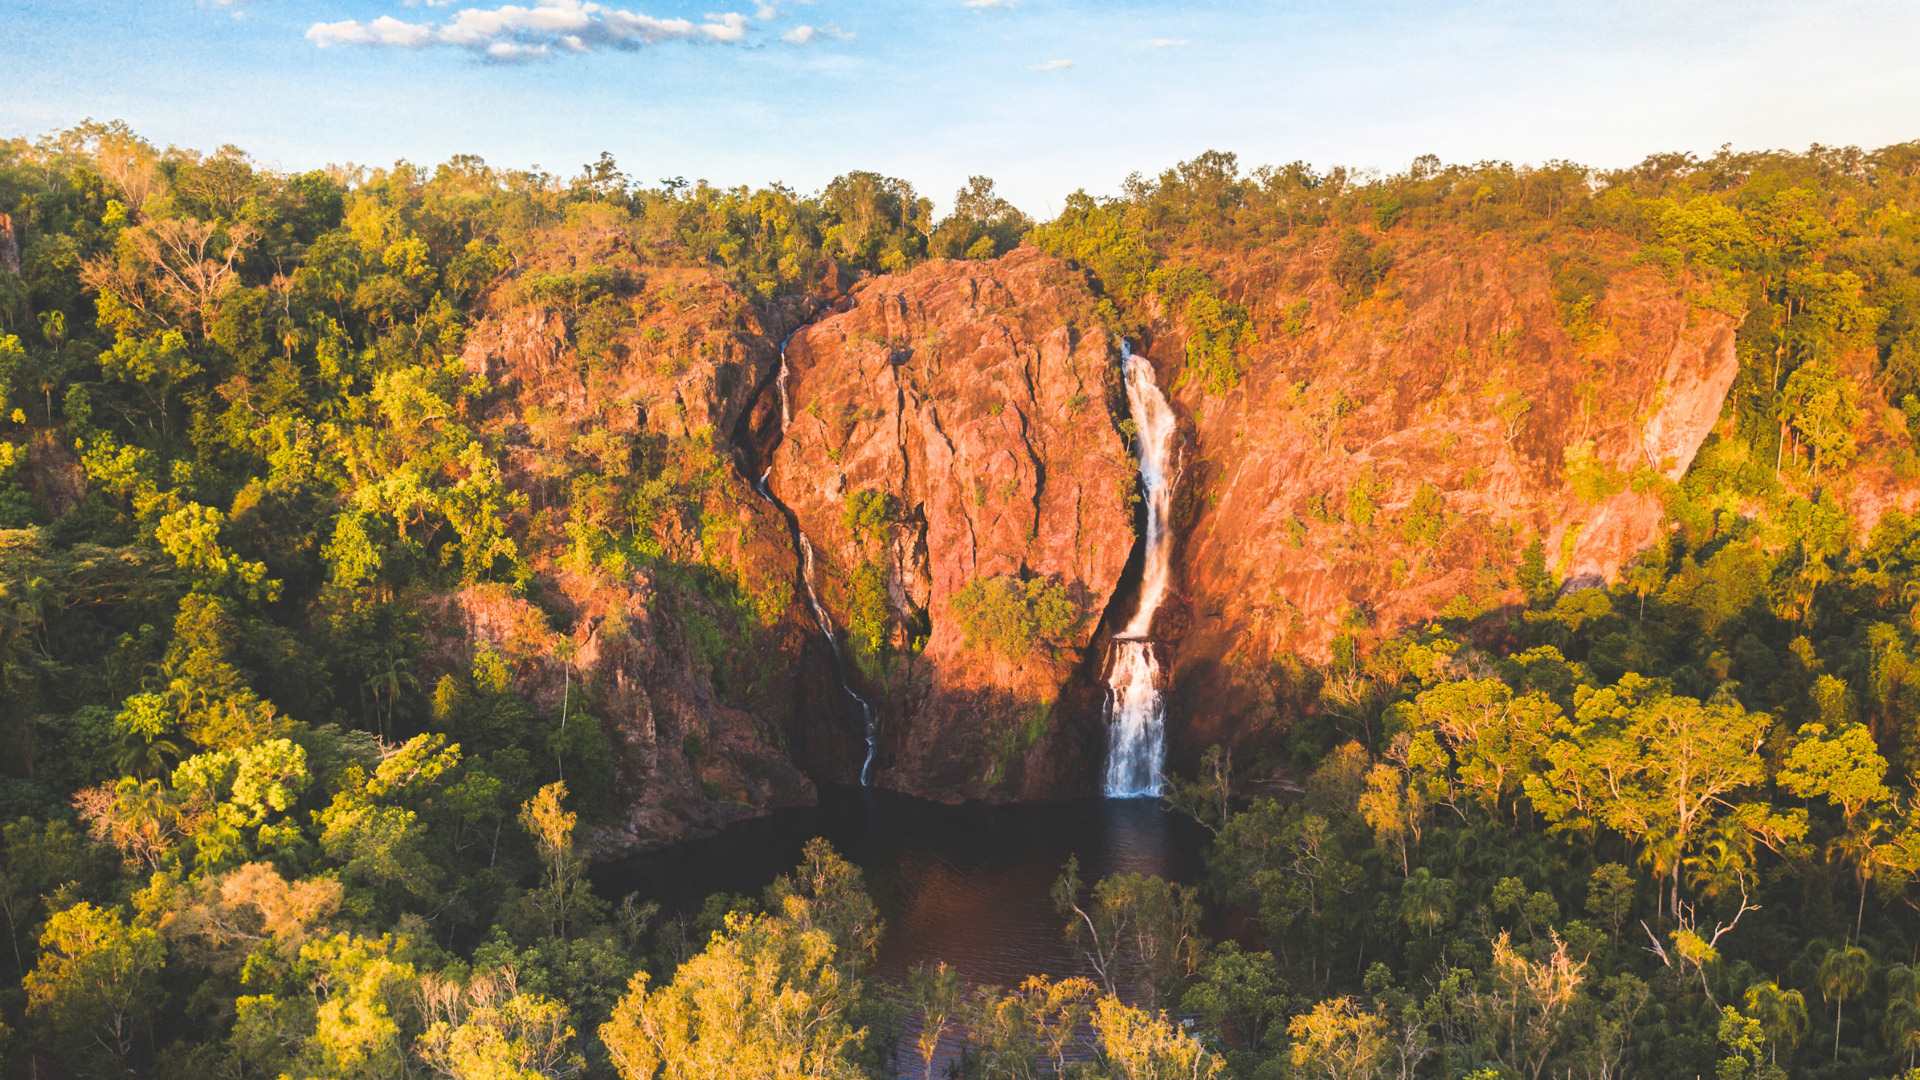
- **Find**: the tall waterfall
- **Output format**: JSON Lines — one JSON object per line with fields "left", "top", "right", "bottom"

{"left": 754, "top": 336, "right": 878, "bottom": 786}
{"left": 1105, "top": 343, "right": 1176, "bottom": 798}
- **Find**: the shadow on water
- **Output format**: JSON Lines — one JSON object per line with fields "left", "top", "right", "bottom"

{"left": 592, "top": 785, "right": 1209, "bottom": 987}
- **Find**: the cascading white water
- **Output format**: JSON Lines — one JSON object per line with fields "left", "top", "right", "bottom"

{"left": 756, "top": 338, "right": 878, "bottom": 786}
{"left": 1105, "top": 342, "right": 1177, "bottom": 798}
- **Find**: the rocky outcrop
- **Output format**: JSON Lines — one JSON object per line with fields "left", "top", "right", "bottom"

{"left": 764, "top": 249, "right": 1137, "bottom": 799}
{"left": 1136, "top": 229, "right": 1741, "bottom": 755}
{"left": 428, "top": 229, "right": 1908, "bottom": 842}
{"left": 1832, "top": 348, "right": 1920, "bottom": 536}
{"left": 448, "top": 243, "right": 822, "bottom": 850}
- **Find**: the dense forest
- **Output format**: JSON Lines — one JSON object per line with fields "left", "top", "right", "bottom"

{"left": 5, "top": 121, "right": 1920, "bottom": 1077}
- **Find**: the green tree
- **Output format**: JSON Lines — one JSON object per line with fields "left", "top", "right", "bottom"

{"left": 1715, "top": 1004, "right": 1787, "bottom": 1080}
{"left": 416, "top": 966, "right": 585, "bottom": 1080}
{"left": 1053, "top": 858, "right": 1204, "bottom": 1007}
{"left": 22, "top": 901, "right": 165, "bottom": 1073}
{"left": 907, "top": 960, "right": 959, "bottom": 1080}
{"left": 599, "top": 911, "right": 864, "bottom": 1080}
{"left": 1092, "top": 994, "right": 1226, "bottom": 1080}
{"left": 517, "top": 781, "right": 603, "bottom": 942}
{"left": 1287, "top": 996, "right": 1389, "bottom": 1080}
{"left": 1180, "top": 941, "right": 1287, "bottom": 1056}
{"left": 929, "top": 176, "right": 1030, "bottom": 260}
{"left": 949, "top": 574, "right": 1082, "bottom": 658}
{"left": 764, "top": 837, "right": 882, "bottom": 978}
{"left": 1165, "top": 744, "right": 1234, "bottom": 837}
{"left": 1778, "top": 359, "right": 1859, "bottom": 478}
{"left": 285, "top": 932, "right": 424, "bottom": 1079}
{"left": 1741, "top": 980, "right": 1808, "bottom": 1067}
{"left": 1885, "top": 963, "right": 1920, "bottom": 1069}
{"left": 1817, "top": 944, "right": 1870, "bottom": 1063}
{"left": 963, "top": 975, "right": 1096, "bottom": 1080}
{"left": 1778, "top": 721, "right": 1893, "bottom": 937}
{"left": 1585, "top": 863, "right": 1636, "bottom": 939}
{"left": 0, "top": 817, "right": 104, "bottom": 975}
{"left": 1397, "top": 867, "right": 1456, "bottom": 938}
{"left": 1529, "top": 681, "right": 1802, "bottom": 918}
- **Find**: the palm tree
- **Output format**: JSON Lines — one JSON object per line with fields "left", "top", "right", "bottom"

{"left": 1818, "top": 944, "right": 1871, "bottom": 1063}
{"left": 1741, "top": 980, "right": 1807, "bottom": 1066}
{"left": 1884, "top": 963, "right": 1920, "bottom": 1069}
{"left": 364, "top": 647, "right": 417, "bottom": 740}
{"left": 1399, "top": 867, "right": 1456, "bottom": 938}
{"left": 113, "top": 727, "right": 182, "bottom": 780}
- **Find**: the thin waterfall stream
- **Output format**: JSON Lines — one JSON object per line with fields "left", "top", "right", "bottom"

{"left": 1104, "top": 342, "right": 1177, "bottom": 798}
{"left": 753, "top": 333, "right": 878, "bottom": 786}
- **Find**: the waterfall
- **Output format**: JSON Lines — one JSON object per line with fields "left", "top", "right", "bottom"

{"left": 755, "top": 335, "right": 878, "bottom": 787}
{"left": 1105, "top": 342, "right": 1176, "bottom": 798}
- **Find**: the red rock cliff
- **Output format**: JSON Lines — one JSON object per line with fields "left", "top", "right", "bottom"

{"left": 766, "top": 249, "right": 1137, "bottom": 799}
{"left": 1138, "top": 229, "right": 1740, "bottom": 755}
{"left": 451, "top": 234, "right": 824, "bottom": 850}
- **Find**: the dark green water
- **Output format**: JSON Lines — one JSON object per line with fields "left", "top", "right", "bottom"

{"left": 593, "top": 785, "right": 1208, "bottom": 986}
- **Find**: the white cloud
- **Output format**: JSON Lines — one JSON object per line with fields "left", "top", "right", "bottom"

{"left": 1029, "top": 57, "right": 1072, "bottom": 72}
{"left": 755, "top": 2, "right": 778, "bottom": 18}
{"left": 781, "top": 23, "right": 850, "bottom": 45}
{"left": 306, "top": 1, "right": 760, "bottom": 60}
{"left": 1147, "top": 37, "right": 1189, "bottom": 48}
{"left": 965, "top": 0, "right": 1015, "bottom": 9}
{"left": 486, "top": 39, "right": 551, "bottom": 59}
{"left": 700, "top": 11, "right": 749, "bottom": 42}
{"left": 307, "top": 15, "right": 434, "bottom": 48}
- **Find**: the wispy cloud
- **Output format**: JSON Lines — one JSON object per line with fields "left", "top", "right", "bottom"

{"left": 306, "top": 1, "right": 763, "bottom": 60}
{"left": 965, "top": 0, "right": 1016, "bottom": 9}
{"left": 782, "top": 22, "right": 851, "bottom": 45}
{"left": 1147, "top": 37, "right": 1189, "bottom": 48}
{"left": 1029, "top": 57, "right": 1072, "bottom": 72}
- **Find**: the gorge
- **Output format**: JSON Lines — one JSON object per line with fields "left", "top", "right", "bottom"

{"left": 715, "top": 225, "right": 1791, "bottom": 823}
{"left": 11, "top": 132, "right": 1920, "bottom": 1077}
{"left": 756, "top": 334, "right": 879, "bottom": 787}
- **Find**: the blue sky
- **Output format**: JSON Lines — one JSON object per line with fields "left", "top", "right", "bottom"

{"left": 6, "top": 1, "right": 1920, "bottom": 215}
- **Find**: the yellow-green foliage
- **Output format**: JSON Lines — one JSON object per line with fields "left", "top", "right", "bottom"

{"left": 844, "top": 560, "right": 891, "bottom": 674}
{"left": 1153, "top": 266, "right": 1257, "bottom": 395}
{"left": 840, "top": 488, "right": 896, "bottom": 549}
{"left": 950, "top": 574, "right": 1081, "bottom": 658}
{"left": 1345, "top": 466, "right": 1386, "bottom": 530}
{"left": 1563, "top": 439, "right": 1625, "bottom": 502}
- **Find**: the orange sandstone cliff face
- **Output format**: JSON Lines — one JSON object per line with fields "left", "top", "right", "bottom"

{"left": 450, "top": 239, "right": 825, "bottom": 850}
{"left": 764, "top": 249, "right": 1137, "bottom": 799}
{"left": 428, "top": 230, "right": 1790, "bottom": 843}
{"left": 1138, "top": 230, "right": 1740, "bottom": 757}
